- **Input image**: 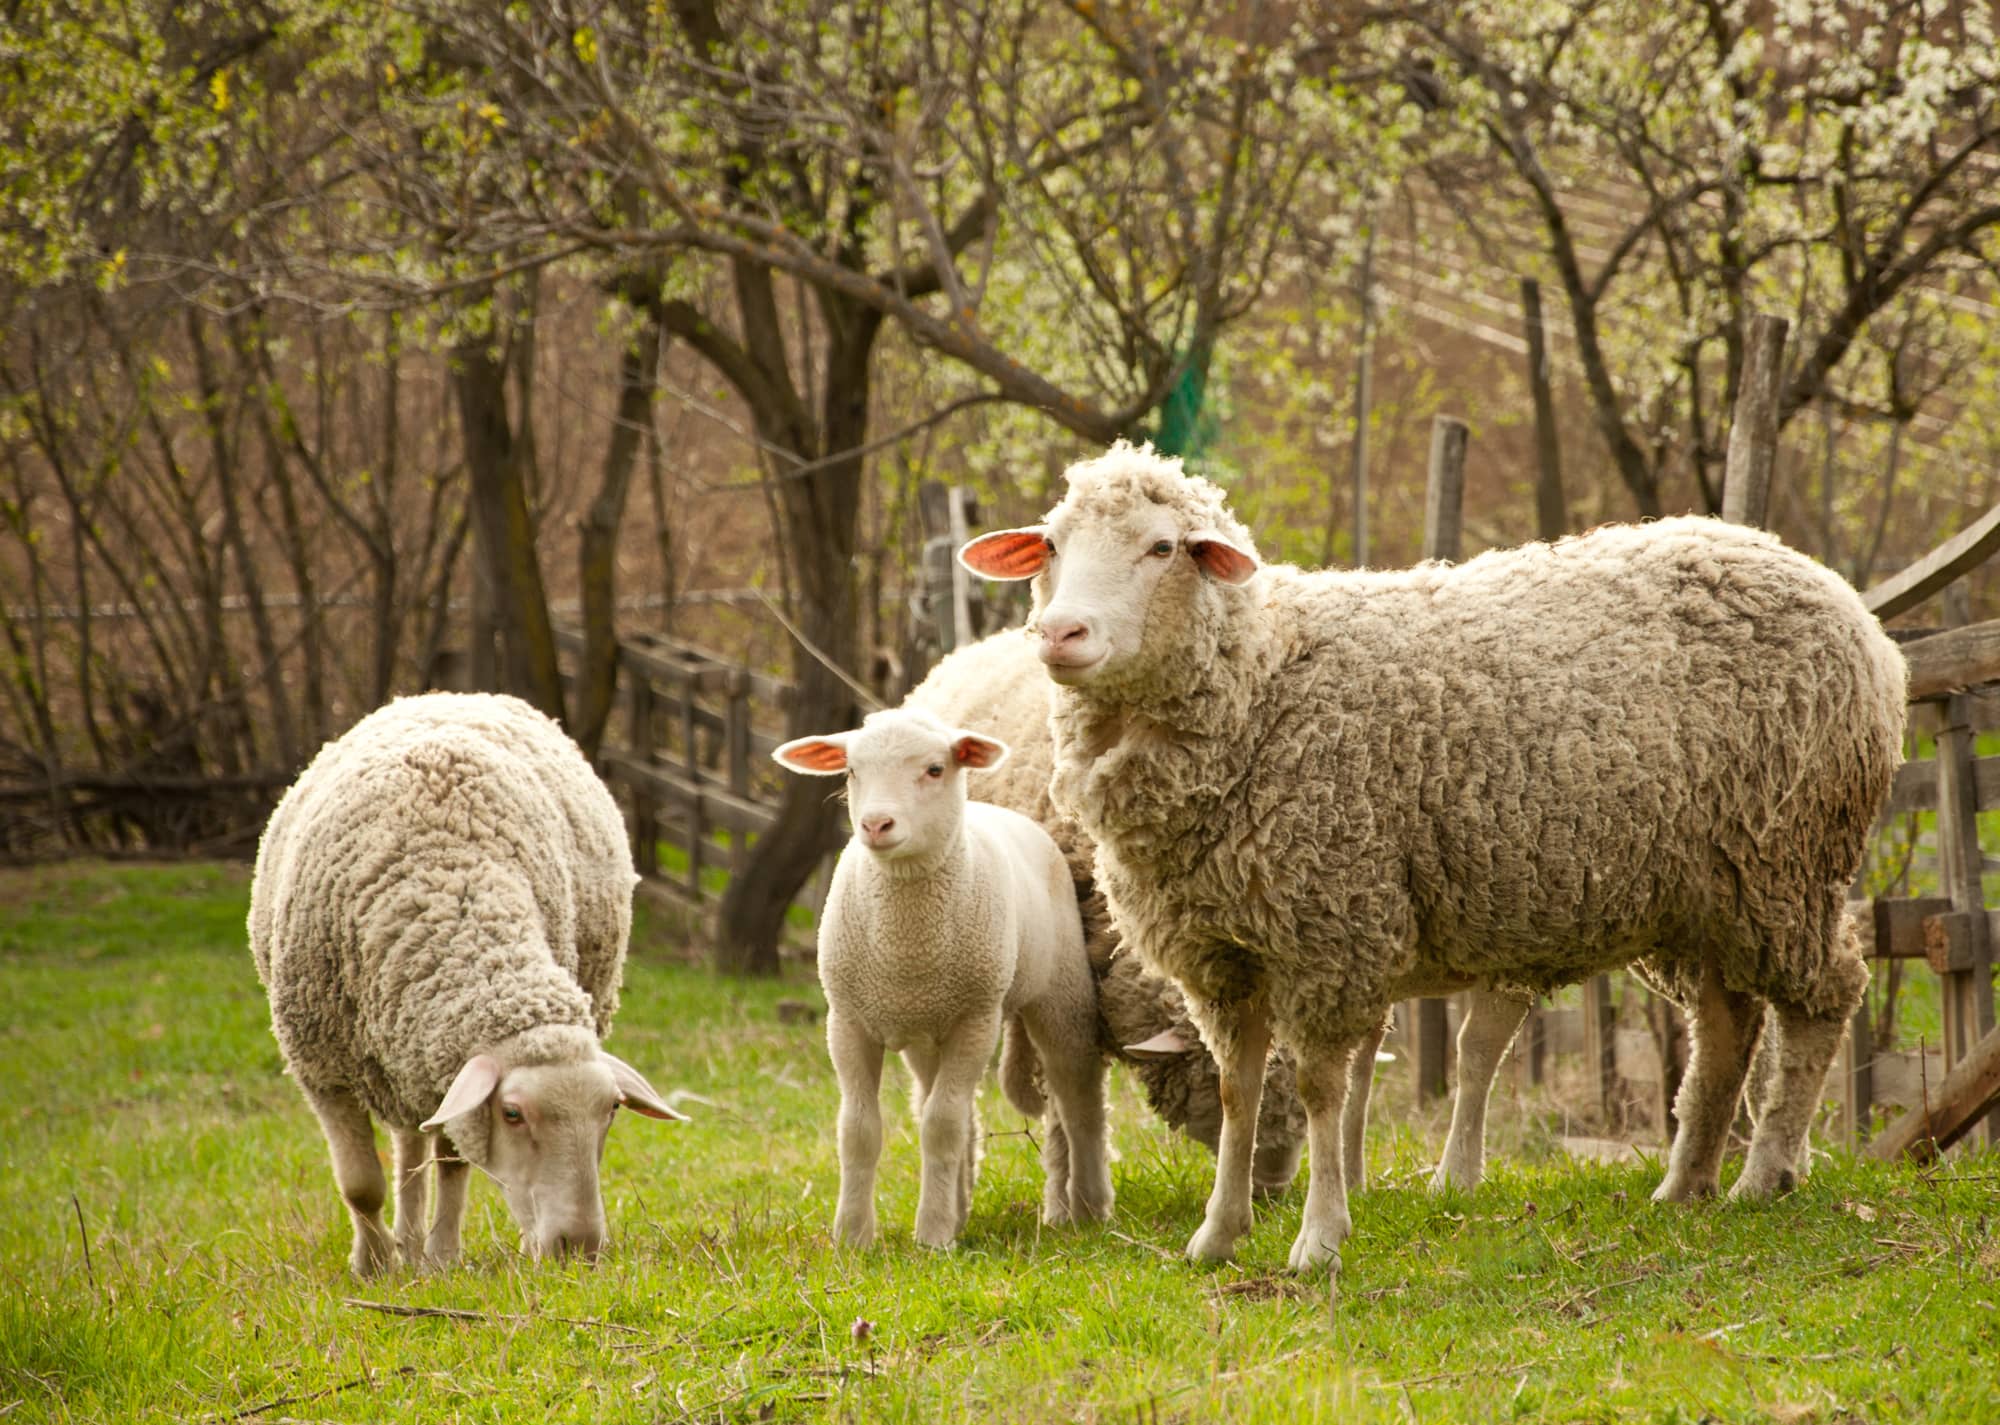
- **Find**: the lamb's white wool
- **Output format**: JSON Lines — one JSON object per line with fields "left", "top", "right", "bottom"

{"left": 776, "top": 706, "right": 1111, "bottom": 1247}
{"left": 963, "top": 441, "right": 1905, "bottom": 1273}
{"left": 250, "top": 692, "right": 681, "bottom": 1277}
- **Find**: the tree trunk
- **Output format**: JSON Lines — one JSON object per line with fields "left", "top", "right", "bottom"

{"left": 452, "top": 326, "right": 566, "bottom": 722}
{"left": 712, "top": 305, "right": 880, "bottom": 975}
{"left": 574, "top": 298, "right": 663, "bottom": 759}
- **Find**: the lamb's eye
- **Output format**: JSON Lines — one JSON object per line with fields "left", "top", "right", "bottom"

{"left": 501, "top": 1104, "right": 524, "bottom": 1125}
{"left": 1044, "top": 538, "right": 1058, "bottom": 558}
{"left": 925, "top": 764, "right": 945, "bottom": 779}
{"left": 1150, "top": 539, "right": 1174, "bottom": 558}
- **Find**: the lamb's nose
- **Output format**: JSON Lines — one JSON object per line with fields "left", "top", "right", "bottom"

{"left": 1040, "top": 618, "right": 1089, "bottom": 647}
{"left": 861, "top": 814, "right": 896, "bottom": 839}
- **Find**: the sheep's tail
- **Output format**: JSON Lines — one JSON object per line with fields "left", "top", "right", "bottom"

{"left": 1000, "top": 1015, "right": 1046, "bottom": 1118}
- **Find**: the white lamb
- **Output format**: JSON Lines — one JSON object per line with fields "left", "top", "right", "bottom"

{"left": 775, "top": 707, "right": 1112, "bottom": 1248}
{"left": 250, "top": 692, "right": 683, "bottom": 1276}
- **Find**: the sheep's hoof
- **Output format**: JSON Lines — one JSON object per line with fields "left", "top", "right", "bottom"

{"left": 833, "top": 1213, "right": 878, "bottom": 1250}
{"left": 1185, "top": 1217, "right": 1244, "bottom": 1264}
{"left": 1285, "top": 1215, "right": 1349, "bottom": 1274}
{"left": 1727, "top": 1163, "right": 1798, "bottom": 1201}
{"left": 350, "top": 1237, "right": 395, "bottom": 1280}
{"left": 912, "top": 1221, "right": 959, "bottom": 1251}
{"left": 1427, "top": 1163, "right": 1480, "bottom": 1198}
{"left": 1650, "top": 1174, "right": 1717, "bottom": 1204}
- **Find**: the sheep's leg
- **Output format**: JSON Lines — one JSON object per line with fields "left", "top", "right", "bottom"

{"left": 390, "top": 1127, "right": 431, "bottom": 1266}
{"left": 1186, "top": 997, "right": 1270, "bottom": 1264}
{"left": 1653, "top": 965, "right": 1763, "bottom": 1203}
{"left": 903, "top": 1042, "right": 974, "bottom": 1233}
{"left": 1039, "top": 1105, "right": 1075, "bottom": 1225}
{"left": 1732, "top": 1001, "right": 1843, "bottom": 1199}
{"left": 914, "top": 1012, "right": 999, "bottom": 1249}
{"left": 1430, "top": 990, "right": 1532, "bottom": 1195}
{"left": 829, "top": 1007, "right": 886, "bottom": 1249}
{"left": 1343, "top": 1015, "right": 1391, "bottom": 1190}
{"left": 427, "top": 1142, "right": 470, "bottom": 1264}
{"left": 1024, "top": 1000, "right": 1113, "bottom": 1225}
{"left": 302, "top": 1085, "right": 394, "bottom": 1278}
{"left": 1288, "top": 1039, "right": 1359, "bottom": 1274}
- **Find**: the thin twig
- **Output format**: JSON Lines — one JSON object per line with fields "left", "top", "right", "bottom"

{"left": 1107, "top": 1229, "right": 1179, "bottom": 1261}
{"left": 751, "top": 589, "right": 884, "bottom": 712}
{"left": 342, "top": 1297, "right": 653, "bottom": 1337}
{"left": 210, "top": 1365, "right": 414, "bottom": 1421}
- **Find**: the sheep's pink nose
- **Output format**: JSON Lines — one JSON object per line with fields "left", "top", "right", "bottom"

{"left": 1040, "top": 617, "right": 1090, "bottom": 649}
{"left": 861, "top": 814, "right": 896, "bottom": 841}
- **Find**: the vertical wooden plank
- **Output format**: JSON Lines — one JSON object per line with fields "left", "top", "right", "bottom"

{"left": 1720, "top": 313, "right": 1789, "bottom": 528}
{"left": 626, "top": 677, "right": 658, "bottom": 880}
{"left": 1936, "top": 690, "right": 1995, "bottom": 1142}
{"left": 678, "top": 670, "right": 704, "bottom": 902}
{"left": 1348, "top": 227, "right": 1377, "bottom": 569}
{"left": 1842, "top": 998, "right": 1875, "bottom": 1143}
{"left": 1422, "top": 416, "right": 1469, "bottom": 564}
{"left": 1522, "top": 1000, "right": 1547, "bottom": 1088}
{"left": 1520, "top": 278, "right": 1568, "bottom": 541}
{"left": 1582, "top": 973, "right": 1619, "bottom": 1128}
{"left": 725, "top": 669, "right": 752, "bottom": 877}
{"left": 1411, "top": 414, "right": 1470, "bottom": 1103}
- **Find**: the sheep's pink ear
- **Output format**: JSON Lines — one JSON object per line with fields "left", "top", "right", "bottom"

{"left": 773, "top": 734, "right": 850, "bottom": 775}
{"left": 1187, "top": 531, "right": 1258, "bottom": 585}
{"left": 951, "top": 731, "right": 1009, "bottom": 771}
{"left": 1124, "top": 1029, "right": 1191, "bottom": 1059}
{"left": 959, "top": 527, "right": 1051, "bottom": 581}
{"left": 421, "top": 1055, "right": 502, "bottom": 1131}
{"left": 603, "top": 1053, "right": 688, "bottom": 1122}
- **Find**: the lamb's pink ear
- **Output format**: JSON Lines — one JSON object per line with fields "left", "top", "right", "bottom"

{"left": 951, "top": 731, "right": 1010, "bottom": 771}
{"left": 1124, "top": 1029, "right": 1191, "bottom": 1059}
{"left": 603, "top": 1053, "right": 688, "bottom": 1122}
{"left": 773, "top": 734, "right": 850, "bottom": 775}
{"left": 1187, "top": 531, "right": 1258, "bottom": 585}
{"left": 421, "top": 1055, "right": 502, "bottom": 1131}
{"left": 959, "top": 527, "right": 1052, "bottom": 581}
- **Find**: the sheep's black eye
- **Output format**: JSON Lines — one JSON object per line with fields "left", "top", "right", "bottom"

{"left": 926, "top": 764, "right": 945, "bottom": 779}
{"left": 501, "top": 1104, "right": 524, "bottom": 1125}
{"left": 1045, "top": 537, "right": 1058, "bottom": 558}
{"left": 1150, "top": 539, "right": 1174, "bottom": 557}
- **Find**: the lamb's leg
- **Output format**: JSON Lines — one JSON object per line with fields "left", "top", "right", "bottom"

{"left": 829, "top": 1007, "right": 886, "bottom": 1249}
{"left": 302, "top": 1085, "right": 393, "bottom": 1278}
{"left": 427, "top": 1141, "right": 470, "bottom": 1264}
{"left": 1039, "top": 1106, "right": 1075, "bottom": 1225}
{"left": 903, "top": 1042, "right": 974, "bottom": 1234}
{"left": 1732, "top": 1001, "right": 1844, "bottom": 1199}
{"left": 1289, "top": 1038, "right": 1360, "bottom": 1273}
{"left": 1186, "top": 997, "right": 1271, "bottom": 1264}
{"left": 1023, "top": 998, "right": 1113, "bottom": 1224}
{"left": 1430, "top": 990, "right": 1532, "bottom": 1195}
{"left": 914, "top": 1012, "right": 999, "bottom": 1249}
{"left": 1343, "top": 1016, "right": 1391, "bottom": 1190}
{"left": 390, "top": 1127, "right": 431, "bottom": 1266}
{"left": 1653, "top": 964, "right": 1763, "bottom": 1202}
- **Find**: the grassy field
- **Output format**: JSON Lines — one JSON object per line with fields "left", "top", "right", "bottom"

{"left": 4, "top": 862, "right": 1998, "bottom": 1423}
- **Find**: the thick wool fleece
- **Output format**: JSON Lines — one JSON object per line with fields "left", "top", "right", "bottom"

{"left": 1038, "top": 446, "right": 1904, "bottom": 1063}
{"left": 907, "top": 631, "right": 1308, "bottom": 1183}
{"left": 250, "top": 693, "right": 637, "bottom": 1162}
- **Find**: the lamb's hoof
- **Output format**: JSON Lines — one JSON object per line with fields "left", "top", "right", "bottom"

{"left": 833, "top": 1214, "right": 878, "bottom": 1250}
{"left": 1427, "top": 1164, "right": 1479, "bottom": 1197}
{"left": 1650, "top": 1174, "right": 1717, "bottom": 1204}
{"left": 1286, "top": 1216, "right": 1349, "bottom": 1275}
{"left": 1186, "top": 1217, "right": 1245, "bottom": 1264}
{"left": 913, "top": 1217, "right": 959, "bottom": 1250}
{"left": 1043, "top": 1198, "right": 1074, "bottom": 1227}
{"left": 1727, "top": 1163, "right": 1798, "bottom": 1201}
{"left": 1068, "top": 1189, "right": 1114, "bottom": 1225}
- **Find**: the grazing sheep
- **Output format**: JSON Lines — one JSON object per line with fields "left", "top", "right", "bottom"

{"left": 961, "top": 442, "right": 1903, "bottom": 1272}
{"left": 776, "top": 707, "right": 1111, "bottom": 1248}
{"left": 250, "top": 693, "right": 682, "bottom": 1277}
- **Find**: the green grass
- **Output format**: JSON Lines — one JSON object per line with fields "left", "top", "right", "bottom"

{"left": 4, "top": 863, "right": 1999, "bottom": 1423}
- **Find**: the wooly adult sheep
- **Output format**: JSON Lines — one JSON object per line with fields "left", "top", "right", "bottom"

{"left": 962, "top": 442, "right": 1905, "bottom": 1273}
{"left": 908, "top": 630, "right": 1532, "bottom": 1197}
{"left": 250, "top": 693, "right": 682, "bottom": 1277}
{"left": 775, "top": 707, "right": 1112, "bottom": 1248}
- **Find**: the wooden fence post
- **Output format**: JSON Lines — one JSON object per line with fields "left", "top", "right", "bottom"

{"left": 626, "top": 675, "right": 658, "bottom": 880}
{"left": 1935, "top": 690, "right": 1996, "bottom": 1144}
{"left": 725, "top": 669, "right": 752, "bottom": 877}
{"left": 1410, "top": 414, "right": 1469, "bottom": 1104}
{"left": 1720, "top": 313, "right": 1788, "bottom": 527}
{"left": 1583, "top": 972, "right": 1620, "bottom": 1129}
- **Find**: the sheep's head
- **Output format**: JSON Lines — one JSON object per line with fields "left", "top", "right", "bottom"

{"left": 959, "top": 442, "right": 1260, "bottom": 694}
{"left": 773, "top": 708, "right": 1007, "bottom": 863}
{"left": 421, "top": 1048, "right": 683, "bottom": 1262}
